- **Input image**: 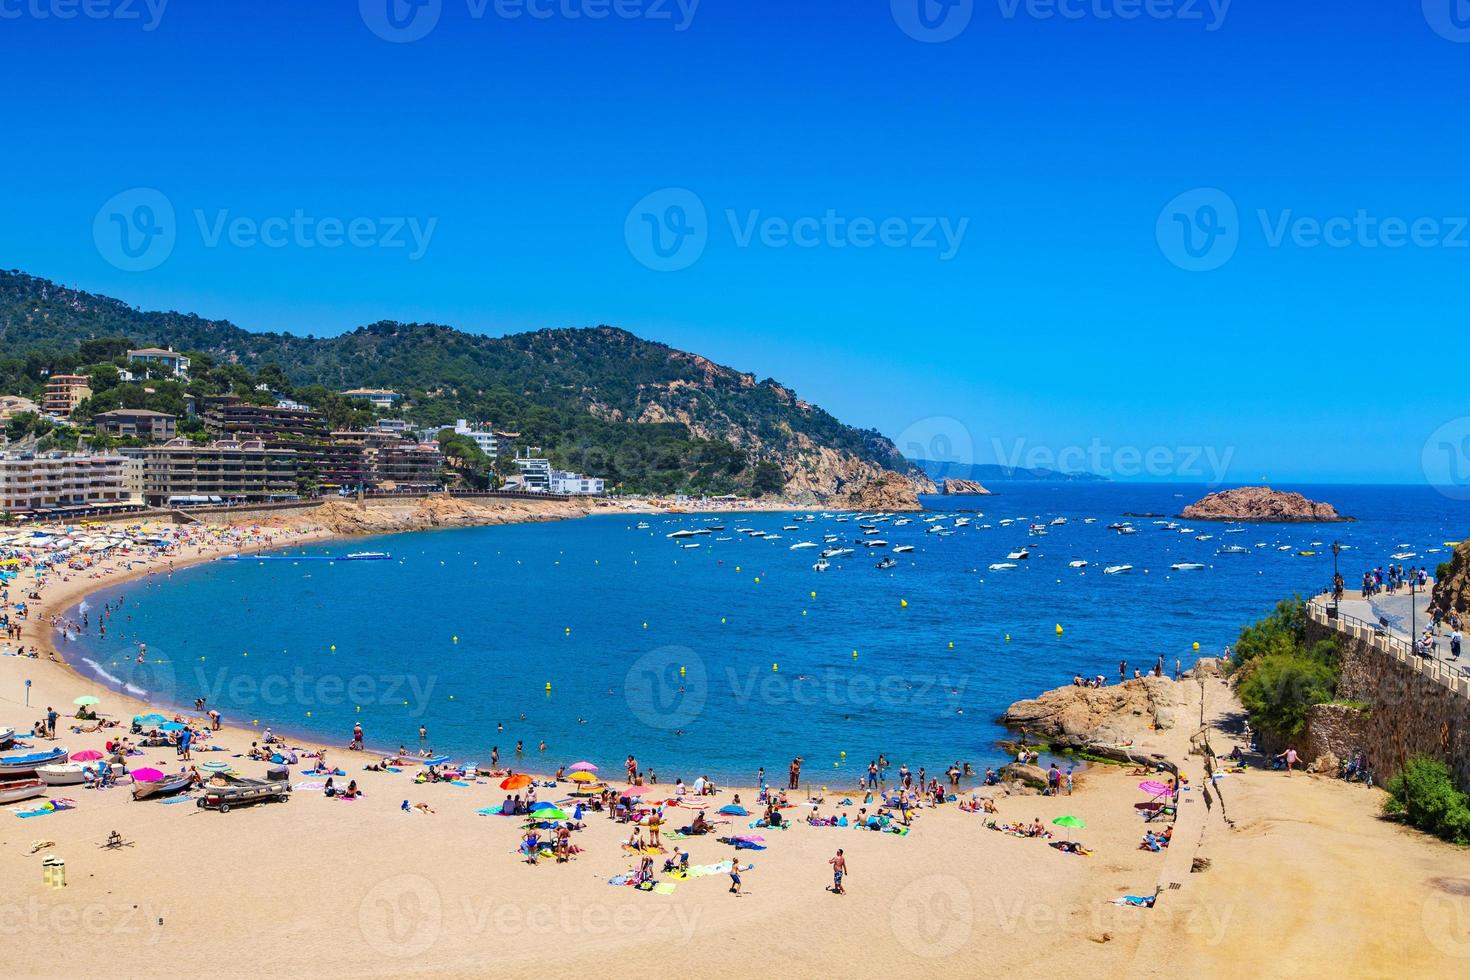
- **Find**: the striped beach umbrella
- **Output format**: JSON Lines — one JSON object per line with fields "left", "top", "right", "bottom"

{"left": 200, "top": 761, "right": 232, "bottom": 772}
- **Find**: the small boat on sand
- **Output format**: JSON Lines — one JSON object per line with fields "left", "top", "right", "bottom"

{"left": 38, "top": 763, "right": 87, "bottom": 786}
{"left": 133, "top": 771, "right": 194, "bottom": 801}
{"left": 0, "top": 778, "right": 46, "bottom": 804}
{"left": 0, "top": 746, "right": 68, "bottom": 775}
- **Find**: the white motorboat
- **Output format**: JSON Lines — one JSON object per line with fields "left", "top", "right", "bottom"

{"left": 1391, "top": 552, "right": 1416, "bottom": 560}
{"left": 1217, "top": 545, "right": 1249, "bottom": 555}
{"left": 37, "top": 763, "right": 87, "bottom": 786}
{"left": 812, "top": 559, "right": 831, "bottom": 572}
{"left": 893, "top": 545, "right": 914, "bottom": 554}
{"left": 988, "top": 562, "right": 1018, "bottom": 571}
{"left": 789, "top": 542, "right": 818, "bottom": 550}
{"left": 1067, "top": 560, "right": 1088, "bottom": 568}
{"left": 667, "top": 529, "right": 699, "bottom": 539}
{"left": 1171, "top": 562, "right": 1207, "bottom": 571}
{"left": 1049, "top": 517, "right": 1067, "bottom": 526}
{"left": 1006, "top": 548, "right": 1030, "bottom": 560}
{"left": 820, "top": 548, "right": 854, "bottom": 559}
{"left": 862, "top": 539, "right": 888, "bottom": 548}
{"left": 1103, "top": 564, "right": 1134, "bottom": 575}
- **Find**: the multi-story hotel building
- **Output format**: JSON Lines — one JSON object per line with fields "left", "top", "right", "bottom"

{"left": 0, "top": 452, "right": 132, "bottom": 515}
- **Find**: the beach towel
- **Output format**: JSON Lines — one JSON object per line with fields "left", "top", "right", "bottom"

{"left": 159, "top": 795, "right": 195, "bottom": 805}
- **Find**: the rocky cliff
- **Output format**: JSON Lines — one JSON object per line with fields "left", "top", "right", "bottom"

{"left": 942, "top": 479, "right": 990, "bottom": 495}
{"left": 1180, "top": 486, "right": 1348, "bottom": 522}
{"left": 1431, "top": 539, "right": 1470, "bottom": 616}
{"left": 241, "top": 495, "right": 594, "bottom": 536}
{"left": 837, "top": 470, "right": 925, "bottom": 511}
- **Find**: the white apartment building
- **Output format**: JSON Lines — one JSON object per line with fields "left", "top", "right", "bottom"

{"left": 453, "top": 420, "right": 499, "bottom": 456}
{"left": 0, "top": 452, "right": 132, "bottom": 514}
{"left": 551, "top": 470, "right": 605, "bottom": 495}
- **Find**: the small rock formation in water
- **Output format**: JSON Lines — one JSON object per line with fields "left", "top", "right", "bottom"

{"left": 839, "top": 471, "right": 924, "bottom": 511}
{"left": 1179, "top": 486, "right": 1349, "bottom": 522}
{"left": 942, "top": 479, "right": 991, "bottom": 495}
{"left": 1001, "top": 672, "right": 1208, "bottom": 748}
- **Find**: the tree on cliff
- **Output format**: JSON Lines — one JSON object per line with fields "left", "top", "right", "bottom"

{"left": 1231, "top": 596, "right": 1340, "bottom": 742}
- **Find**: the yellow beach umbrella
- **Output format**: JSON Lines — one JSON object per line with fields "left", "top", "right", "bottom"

{"left": 568, "top": 770, "right": 599, "bottom": 783}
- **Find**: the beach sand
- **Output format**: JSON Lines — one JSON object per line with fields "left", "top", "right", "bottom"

{"left": 2, "top": 504, "right": 1468, "bottom": 978}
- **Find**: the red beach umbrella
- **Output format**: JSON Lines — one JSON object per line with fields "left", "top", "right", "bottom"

{"left": 70, "top": 750, "right": 104, "bottom": 762}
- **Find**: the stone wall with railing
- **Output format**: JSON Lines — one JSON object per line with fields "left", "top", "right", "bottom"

{"left": 1305, "top": 601, "right": 1470, "bottom": 786}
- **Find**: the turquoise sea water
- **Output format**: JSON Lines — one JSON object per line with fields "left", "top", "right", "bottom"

{"left": 63, "top": 484, "right": 1470, "bottom": 783}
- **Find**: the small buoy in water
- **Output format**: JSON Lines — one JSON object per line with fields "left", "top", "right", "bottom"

{"left": 802, "top": 610, "right": 807, "bottom": 616}
{"left": 306, "top": 711, "right": 312, "bottom": 717}
{"left": 811, "top": 591, "right": 816, "bottom": 599}
{"left": 545, "top": 682, "right": 552, "bottom": 691}
{"left": 356, "top": 705, "right": 361, "bottom": 712}
{"left": 565, "top": 627, "right": 571, "bottom": 635}
{"left": 772, "top": 663, "right": 778, "bottom": 672}
{"left": 449, "top": 695, "right": 455, "bottom": 700}
{"left": 840, "top": 750, "right": 846, "bottom": 757}
{"left": 679, "top": 665, "right": 686, "bottom": 676}
{"left": 900, "top": 599, "right": 908, "bottom": 608}
{"left": 330, "top": 644, "right": 336, "bottom": 652}
{"left": 754, "top": 577, "right": 760, "bottom": 584}
{"left": 1193, "top": 641, "right": 1200, "bottom": 650}
{"left": 452, "top": 635, "right": 458, "bottom": 643}
{"left": 948, "top": 641, "right": 954, "bottom": 649}
{"left": 1005, "top": 633, "right": 1011, "bottom": 642}
{"left": 252, "top": 719, "right": 258, "bottom": 726}
{"left": 852, "top": 650, "right": 858, "bottom": 659}
{"left": 1055, "top": 623, "right": 1064, "bottom": 635}
{"left": 643, "top": 622, "right": 648, "bottom": 629}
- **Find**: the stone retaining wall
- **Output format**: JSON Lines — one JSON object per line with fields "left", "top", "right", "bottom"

{"left": 1305, "top": 604, "right": 1470, "bottom": 786}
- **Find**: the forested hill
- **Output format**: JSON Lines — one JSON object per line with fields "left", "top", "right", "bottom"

{"left": 0, "top": 269, "right": 923, "bottom": 497}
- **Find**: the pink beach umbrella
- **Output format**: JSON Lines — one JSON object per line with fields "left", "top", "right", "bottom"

{"left": 1138, "top": 780, "right": 1172, "bottom": 796}
{"left": 568, "top": 761, "right": 598, "bottom": 772}
{"left": 130, "top": 767, "right": 166, "bottom": 782}
{"left": 70, "top": 750, "right": 104, "bottom": 762}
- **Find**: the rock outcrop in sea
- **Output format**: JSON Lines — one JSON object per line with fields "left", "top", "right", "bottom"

{"left": 942, "top": 479, "right": 990, "bottom": 495}
{"left": 1179, "top": 486, "right": 1349, "bottom": 522}
{"left": 838, "top": 471, "right": 924, "bottom": 511}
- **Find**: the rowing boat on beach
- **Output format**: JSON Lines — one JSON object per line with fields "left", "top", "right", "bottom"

{"left": 0, "top": 745, "right": 68, "bottom": 775}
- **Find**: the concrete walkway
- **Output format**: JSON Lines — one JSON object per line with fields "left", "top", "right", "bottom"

{"left": 1320, "top": 587, "right": 1468, "bottom": 674}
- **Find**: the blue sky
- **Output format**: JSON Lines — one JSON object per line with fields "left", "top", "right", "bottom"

{"left": 2, "top": 1, "right": 1468, "bottom": 484}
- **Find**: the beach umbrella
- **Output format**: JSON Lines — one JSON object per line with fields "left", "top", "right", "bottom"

{"left": 200, "top": 761, "right": 232, "bottom": 772}
{"left": 158, "top": 721, "right": 187, "bottom": 732}
{"left": 73, "top": 695, "right": 100, "bottom": 706}
{"left": 568, "top": 761, "right": 598, "bottom": 772}
{"left": 500, "top": 774, "right": 533, "bottom": 790}
{"left": 535, "top": 807, "right": 569, "bottom": 821}
{"left": 1052, "top": 815, "right": 1086, "bottom": 828}
{"left": 131, "top": 767, "right": 166, "bottom": 782}
{"left": 618, "top": 788, "right": 646, "bottom": 799}
{"left": 567, "top": 770, "right": 599, "bottom": 783}
{"left": 530, "top": 801, "right": 559, "bottom": 811}
{"left": 1138, "top": 780, "right": 1171, "bottom": 796}
{"left": 718, "top": 805, "right": 749, "bottom": 816}
{"left": 70, "top": 749, "right": 104, "bottom": 762}
{"left": 137, "top": 713, "right": 167, "bottom": 724}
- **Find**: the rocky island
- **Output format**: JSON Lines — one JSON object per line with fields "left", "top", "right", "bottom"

{"left": 942, "top": 478, "right": 991, "bottom": 495}
{"left": 1179, "top": 486, "right": 1350, "bottom": 522}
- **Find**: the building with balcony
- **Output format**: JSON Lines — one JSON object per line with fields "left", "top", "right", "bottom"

{"left": 551, "top": 470, "right": 606, "bottom": 495}
{"left": 93, "top": 409, "right": 178, "bottom": 443}
{"left": 342, "top": 388, "right": 402, "bottom": 410}
{"left": 42, "top": 375, "right": 92, "bottom": 418}
{"left": 0, "top": 452, "right": 132, "bottom": 515}
{"left": 452, "top": 420, "right": 499, "bottom": 456}
{"left": 126, "top": 439, "right": 298, "bottom": 506}
{"left": 127, "top": 347, "right": 191, "bottom": 379}
{"left": 513, "top": 455, "right": 553, "bottom": 492}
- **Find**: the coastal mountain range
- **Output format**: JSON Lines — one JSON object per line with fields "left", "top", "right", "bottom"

{"left": 912, "top": 459, "right": 1108, "bottom": 483}
{"left": 0, "top": 268, "right": 930, "bottom": 499}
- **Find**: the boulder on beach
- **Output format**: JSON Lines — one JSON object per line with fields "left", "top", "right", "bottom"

{"left": 1001, "top": 676, "right": 1189, "bottom": 748}
{"left": 1179, "top": 486, "right": 1349, "bottom": 523}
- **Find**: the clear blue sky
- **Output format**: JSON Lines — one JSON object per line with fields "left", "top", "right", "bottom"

{"left": 2, "top": 1, "right": 1466, "bottom": 484}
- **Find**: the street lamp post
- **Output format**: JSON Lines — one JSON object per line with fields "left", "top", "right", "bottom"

{"left": 1330, "top": 541, "right": 1342, "bottom": 618}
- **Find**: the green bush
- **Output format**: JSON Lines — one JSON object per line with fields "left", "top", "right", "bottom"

{"left": 1384, "top": 757, "right": 1470, "bottom": 845}
{"left": 1237, "top": 653, "right": 1337, "bottom": 741}
{"left": 1232, "top": 597, "right": 1308, "bottom": 670}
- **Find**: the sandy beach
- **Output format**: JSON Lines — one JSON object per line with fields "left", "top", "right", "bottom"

{"left": 2, "top": 500, "right": 1468, "bottom": 978}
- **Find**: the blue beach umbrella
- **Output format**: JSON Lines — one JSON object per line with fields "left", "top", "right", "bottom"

{"left": 718, "top": 805, "right": 749, "bottom": 816}
{"left": 158, "top": 721, "right": 186, "bottom": 732}
{"left": 136, "top": 714, "right": 167, "bottom": 724}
